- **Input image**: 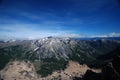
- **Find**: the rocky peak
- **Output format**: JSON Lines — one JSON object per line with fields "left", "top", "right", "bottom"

{"left": 41, "top": 61, "right": 101, "bottom": 80}
{"left": 0, "top": 61, "right": 38, "bottom": 80}
{"left": 29, "top": 37, "right": 75, "bottom": 60}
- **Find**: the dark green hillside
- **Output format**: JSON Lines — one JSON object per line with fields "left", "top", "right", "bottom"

{"left": 0, "top": 45, "right": 26, "bottom": 70}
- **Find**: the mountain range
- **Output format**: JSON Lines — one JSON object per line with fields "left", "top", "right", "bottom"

{"left": 0, "top": 37, "right": 120, "bottom": 80}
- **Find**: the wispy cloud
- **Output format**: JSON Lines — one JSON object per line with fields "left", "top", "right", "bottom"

{"left": 61, "top": 32, "right": 120, "bottom": 38}
{"left": 0, "top": 24, "right": 74, "bottom": 39}
{"left": 91, "top": 32, "right": 120, "bottom": 37}
{"left": 0, "top": 0, "right": 119, "bottom": 40}
{"left": 60, "top": 33, "right": 87, "bottom": 38}
{"left": 0, "top": 24, "right": 120, "bottom": 40}
{"left": 0, "top": 9, "right": 83, "bottom": 26}
{"left": 19, "top": 11, "right": 43, "bottom": 20}
{"left": 108, "top": 32, "right": 120, "bottom": 37}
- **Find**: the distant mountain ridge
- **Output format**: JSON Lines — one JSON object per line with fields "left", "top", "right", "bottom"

{"left": 0, "top": 37, "right": 120, "bottom": 62}
{"left": 73, "top": 37, "right": 120, "bottom": 40}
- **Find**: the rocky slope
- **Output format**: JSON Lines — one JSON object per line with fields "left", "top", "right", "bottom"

{"left": 0, "top": 61, "right": 38, "bottom": 80}
{"left": 73, "top": 46, "right": 120, "bottom": 80}
{"left": 1, "top": 56, "right": 120, "bottom": 80}
{"left": 0, "top": 37, "right": 119, "bottom": 62}
{"left": 0, "top": 60, "right": 101, "bottom": 80}
{"left": 41, "top": 61, "right": 101, "bottom": 80}
{"left": 24, "top": 37, "right": 120, "bottom": 62}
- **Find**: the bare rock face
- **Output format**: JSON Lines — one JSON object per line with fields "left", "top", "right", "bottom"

{"left": 73, "top": 47, "right": 120, "bottom": 80}
{"left": 0, "top": 61, "right": 38, "bottom": 80}
{"left": 0, "top": 60, "right": 101, "bottom": 80}
{"left": 29, "top": 37, "right": 76, "bottom": 60}
{"left": 25, "top": 37, "right": 120, "bottom": 62}
{"left": 41, "top": 61, "right": 101, "bottom": 80}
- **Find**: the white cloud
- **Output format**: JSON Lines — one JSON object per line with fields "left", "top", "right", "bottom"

{"left": 0, "top": 24, "right": 120, "bottom": 40}
{"left": 60, "top": 33, "right": 87, "bottom": 38}
{"left": 0, "top": 24, "right": 71, "bottom": 39}
{"left": 61, "top": 32, "right": 120, "bottom": 38}
{"left": 108, "top": 32, "right": 120, "bottom": 37}
{"left": 91, "top": 32, "right": 120, "bottom": 37}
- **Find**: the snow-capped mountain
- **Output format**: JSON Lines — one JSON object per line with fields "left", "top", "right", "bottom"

{"left": 0, "top": 37, "right": 120, "bottom": 61}
{"left": 29, "top": 37, "right": 75, "bottom": 60}
{"left": 18, "top": 37, "right": 119, "bottom": 63}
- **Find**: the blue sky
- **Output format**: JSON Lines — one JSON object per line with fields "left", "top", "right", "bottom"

{"left": 0, "top": 0, "right": 120, "bottom": 39}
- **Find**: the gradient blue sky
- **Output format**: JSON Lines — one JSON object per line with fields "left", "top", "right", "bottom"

{"left": 0, "top": 0, "right": 120, "bottom": 39}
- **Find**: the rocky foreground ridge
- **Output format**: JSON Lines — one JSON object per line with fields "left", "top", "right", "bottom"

{"left": 1, "top": 56, "right": 120, "bottom": 80}
{"left": 0, "top": 61, "right": 101, "bottom": 80}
